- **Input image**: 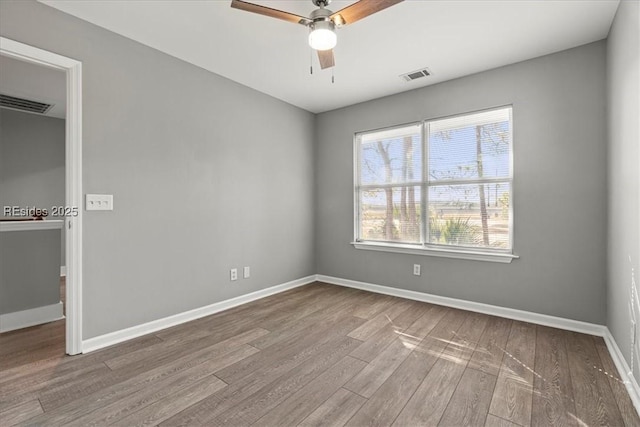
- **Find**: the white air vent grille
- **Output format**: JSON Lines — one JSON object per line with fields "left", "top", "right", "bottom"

{"left": 400, "top": 68, "right": 432, "bottom": 82}
{"left": 0, "top": 94, "right": 54, "bottom": 114}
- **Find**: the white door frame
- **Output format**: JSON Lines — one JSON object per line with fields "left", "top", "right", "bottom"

{"left": 0, "top": 37, "right": 83, "bottom": 354}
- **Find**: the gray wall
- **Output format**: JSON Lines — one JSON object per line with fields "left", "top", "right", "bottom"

{"left": 0, "top": 108, "right": 66, "bottom": 265}
{"left": 1, "top": 229, "right": 61, "bottom": 314}
{"left": 316, "top": 41, "right": 607, "bottom": 324}
{"left": 0, "top": 109, "right": 65, "bottom": 210}
{"left": 0, "top": 0, "right": 316, "bottom": 339}
{"left": 607, "top": 0, "right": 640, "bottom": 381}
{"left": 0, "top": 0, "right": 619, "bottom": 340}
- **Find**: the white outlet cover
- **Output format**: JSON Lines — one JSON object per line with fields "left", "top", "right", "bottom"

{"left": 243, "top": 266, "right": 250, "bottom": 279}
{"left": 86, "top": 194, "right": 113, "bottom": 211}
{"left": 413, "top": 264, "right": 421, "bottom": 276}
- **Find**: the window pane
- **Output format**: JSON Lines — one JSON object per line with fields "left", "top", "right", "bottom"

{"left": 429, "top": 108, "right": 511, "bottom": 182}
{"left": 360, "top": 186, "right": 422, "bottom": 243}
{"left": 359, "top": 124, "right": 422, "bottom": 185}
{"left": 428, "top": 183, "right": 510, "bottom": 249}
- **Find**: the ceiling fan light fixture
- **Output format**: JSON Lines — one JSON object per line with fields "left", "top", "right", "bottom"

{"left": 308, "top": 20, "right": 337, "bottom": 50}
{"left": 231, "top": 0, "right": 406, "bottom": 69}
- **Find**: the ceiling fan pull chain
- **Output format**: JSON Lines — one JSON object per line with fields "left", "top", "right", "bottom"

{"left": 310, "top": 48, "right": 313, "bottom": 74}
{"left": 332, "top": 68, "right": 335, "bottom": 84}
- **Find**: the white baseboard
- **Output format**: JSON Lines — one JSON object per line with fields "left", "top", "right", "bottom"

{"left": 78, "top": 272, "right": 640, "bottom": 415}
{"left": 82, "top": 275, "right": 316, "bottom": 353}
{"left": 0, "top": 301, "right": 64, "bottom": 333}
{"left": 317, "top": 275, "right": 606, "bottom": 336}
{"left": 317, "top": 274, "right": 640, "bottom": 415}
{"left": 603, "top": 329, "right": 640, "bottom": 414}
{"left": 60, "top": 266, "right": 67, "bottom": 277}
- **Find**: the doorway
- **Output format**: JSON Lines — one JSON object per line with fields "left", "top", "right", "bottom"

{"left": 0, "top": 37, "right": 83, "bottom": 355}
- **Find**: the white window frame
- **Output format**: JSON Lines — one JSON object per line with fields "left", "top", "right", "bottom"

{"left": 352, "top": 106, "right": 518, "bottom": 263}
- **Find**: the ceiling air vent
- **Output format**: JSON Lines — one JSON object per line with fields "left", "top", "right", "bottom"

{"left": 0, "top": 94, "right": 54, "bottom": 114}
{"left": 400, "top": 68, "right": 432, "bottom": 82}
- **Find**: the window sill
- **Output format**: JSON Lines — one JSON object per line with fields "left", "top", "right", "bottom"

{"left": 351, "top": 241, "right": 519, "bottom": 263}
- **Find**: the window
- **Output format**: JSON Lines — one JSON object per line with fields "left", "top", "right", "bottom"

{"left": 354, "top": 107, "right": 515, "bottom": 262}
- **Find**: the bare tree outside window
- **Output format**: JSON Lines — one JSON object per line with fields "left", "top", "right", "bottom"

{"left": 356, "top": 107, "right": 512, "bottom": 252}
{"left": 359, "top": 125, "right": 422, "bottom": 243}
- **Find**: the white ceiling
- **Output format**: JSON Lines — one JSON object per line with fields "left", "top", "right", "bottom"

{"left": 0, "top": 54, "right": 66, "bottom": 119}
{"left": 40, "top": 0, "right": 619, "bottom": 113}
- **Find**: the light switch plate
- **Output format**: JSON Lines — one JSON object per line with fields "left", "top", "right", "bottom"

{"left": 86, "top": 194, "right": 113, "bottom": 211}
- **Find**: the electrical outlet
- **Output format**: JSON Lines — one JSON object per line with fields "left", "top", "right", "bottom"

{"left": 413, "top": 264, "right": 421, "bottom": 276}
{"left": 243, "top": 266, "right": 250, "bottom": 279}
{"left": 230, "top": 268, "right": 238, "bottom": 281}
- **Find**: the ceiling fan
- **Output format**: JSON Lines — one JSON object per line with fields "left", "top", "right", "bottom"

{"left": 230, "top": 0, "right": 404, "bottom": 70}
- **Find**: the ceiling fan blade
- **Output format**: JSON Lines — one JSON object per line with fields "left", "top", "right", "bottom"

{"left": 317, "top": 49, "right": 335, "bottom": 70}
{"left": 230, "top": 0, "right": 311, "bottom": 26}
{"left": 331, "top": 0, "right": 403, "bottom": 26}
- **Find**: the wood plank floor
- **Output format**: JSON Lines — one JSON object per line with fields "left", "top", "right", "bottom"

{"left": 1, "top": 282, "right": 638, "bottom": 426}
